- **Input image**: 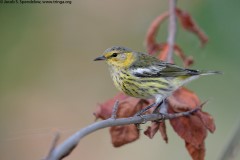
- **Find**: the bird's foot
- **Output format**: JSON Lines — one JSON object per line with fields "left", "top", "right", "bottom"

{"left": 134, "top": 113, "right": 148, "bottom": 130}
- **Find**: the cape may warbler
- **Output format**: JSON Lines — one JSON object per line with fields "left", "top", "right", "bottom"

{"left": 94, "top": 46, "right": 220, "bottom": 114}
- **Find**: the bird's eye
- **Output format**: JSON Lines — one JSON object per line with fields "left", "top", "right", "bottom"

{"left": 112, "top": 53, "right": 118, "bottom": 57}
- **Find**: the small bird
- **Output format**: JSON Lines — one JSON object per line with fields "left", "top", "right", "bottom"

{"left": 94, "top": 46, "right": 221, "bottom": 115}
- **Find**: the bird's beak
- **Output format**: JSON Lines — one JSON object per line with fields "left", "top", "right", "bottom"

{"left": 94, "top": 55, "right": 106, "bottom": 61}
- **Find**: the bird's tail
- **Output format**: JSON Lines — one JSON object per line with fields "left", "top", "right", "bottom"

{"left": 173, "top": 69, "right": 222, "bottom": 88}
{"left": 199, "top": 70, "right": 223, "bottom": 76}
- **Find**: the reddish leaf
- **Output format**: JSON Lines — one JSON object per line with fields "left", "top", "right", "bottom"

{"left": 144, "top": 122, "right": 160, "bottom": 139}
{"left": 145, "top": 12, "right": 169, "bottom": 54}
{"left": 168, "top": 88, "right": 204, "bottom": 145}
{"left": 110, "top": 125, "right": 139, "bottom": 147}
{"left": 158, "top": 44, "right": 193, "bottom": 67}
{"left": 168, "top": 88, "right": 216, "bottom": 133}
{"left": 186, "top": 142, "right": 205, "bottom": 160}
{"left": 116, "top": 98, "right": 151, "bottom": 118}
{"left": 169, "top": 106, "right": 207, "bottom": 148}
{"left": 168, "top": 87, "right": 215, "bottom": 158}
{"left": 144, "top": 121, "right": 168, "bottom": 143}
{"left": 159, "top": 121, "right": 168, "bottom": 143}
{"left": 168, "top": 87, "right": 200, "bottom": 112}
{"left": 176, "top": 8, "right": 208, "bottom": 46}
{"left": 196, "top": 111, "right": 216, "bottom": 133}
{"left": 93, "top": 93, "right": 127, "bottom": 120}
{"left": 94, "top": 94, "right": 154, "bottom": 147}
{"left": 110, "top": 98, "right": 151, "bottom": 147}
{"left": 174, "top": 45, "right": 194, "bottom": 67}
{"left": 158, "top": 43, "right": 170, "bottom": 61}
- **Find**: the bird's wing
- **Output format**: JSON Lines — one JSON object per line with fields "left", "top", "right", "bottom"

{"left": 130, "top": 54, "right": 199, "bottom": 78}
{"left": 157, "top": 63, "right": 199, "bottom": 77}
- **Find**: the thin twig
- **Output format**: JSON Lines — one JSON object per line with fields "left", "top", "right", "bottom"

{"left": 45, "top": 105, "right": 201, "bottom": 160}
{"left": 166, "top": 0, "right": 177, "bottom": 63}
{"left": 218, "top": 120, "right": 240, "bottom": 160}
{"left": 111, "top": 100, "right": 119, "bottom": 119}
{"left": 44, "top": 132, "right": 60, "bottom": 160}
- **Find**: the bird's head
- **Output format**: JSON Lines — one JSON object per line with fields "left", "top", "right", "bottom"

{"left": 94, "top": 46, "right": 136, "bottom": 68}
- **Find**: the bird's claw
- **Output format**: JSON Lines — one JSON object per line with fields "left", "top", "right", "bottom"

{"left": 134, "top": 113, "right": 147, "bottom": 130}
{"left": 153, "top": 112, "right": 169, "bottom": 122}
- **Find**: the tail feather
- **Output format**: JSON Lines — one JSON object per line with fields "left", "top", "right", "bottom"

{"left": 173, "top": 69, "right": 222, "bottom": 88}
{"left": 185, "top": 69, "right": 222, "bottom": 76}
{"left": 199, "top": 70, "right": 223, "bottom": 76}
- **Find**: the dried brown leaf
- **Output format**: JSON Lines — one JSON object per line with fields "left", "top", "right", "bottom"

{"left": 110, "top": 124, "right": 140, "bottom": 147}
{"left": 144, "top": 121, "right": 168, "bottom": 143}
{"left": 159, "top": 121, "right": 168, "bottom": 143}
{"left": 196, "top": 111, "right": 216, "bottom": 133}
{"left": 144, "top": 122, "right": 160, "bottom": 139}
{"left": 186, "top": 142, "right": 205, "bottom": 160}
{"left": 176, "top": 8, "right": 208, "bottom": 47}
{"left": 93, "top": 93, "right": 127, "bottom": 120}
{"left": 169, "top": 106, "right": 207, "bottom": 148}
{"left": 145, "top": 12, "right": 169, "bottom": 54}
{"left": 168, "top": 87, "right": 200, "bottom": 112}
{"left": 158, "top": 43, "right": 170, "bottom": 61}
{"left": 158, "top": 44, "right": 194, "bottom": 67}
{"left": 110, "top": 98, "right": 151, "bottom": 147}
{"left": 168, "top": 87, "right": 215, "bottom": 158}
{"left": 117, "top": 98, "right": 151, "bottom": 118}
{"left": 174, "top": 45, "right": 194, "bottom": 67}
{"left": 94, "top": 93, "right": 154, "bottom": 147}
{"left": 168, "top": 88, "right": 215, "bottom": 132}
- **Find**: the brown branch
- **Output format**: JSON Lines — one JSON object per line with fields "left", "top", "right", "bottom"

{"left": 45, "top": 102, "right": 202, "bottom": 160}
{"left": 166, "top": 0, "right": 177, "bottom": 63}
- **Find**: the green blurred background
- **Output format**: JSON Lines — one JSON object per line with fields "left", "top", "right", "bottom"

{"left": 0, "top": 0, "right": 239, "bottom": 159}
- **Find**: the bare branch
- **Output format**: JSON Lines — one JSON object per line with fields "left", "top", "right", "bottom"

{"left": 166, "top": 0, "right": 177, "bottom": 62}
{"left": 45, "top": 105, "right": 201, "bottom": 160}
{"left": 111, "top": 100, "right": 119, "bottom": 119}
